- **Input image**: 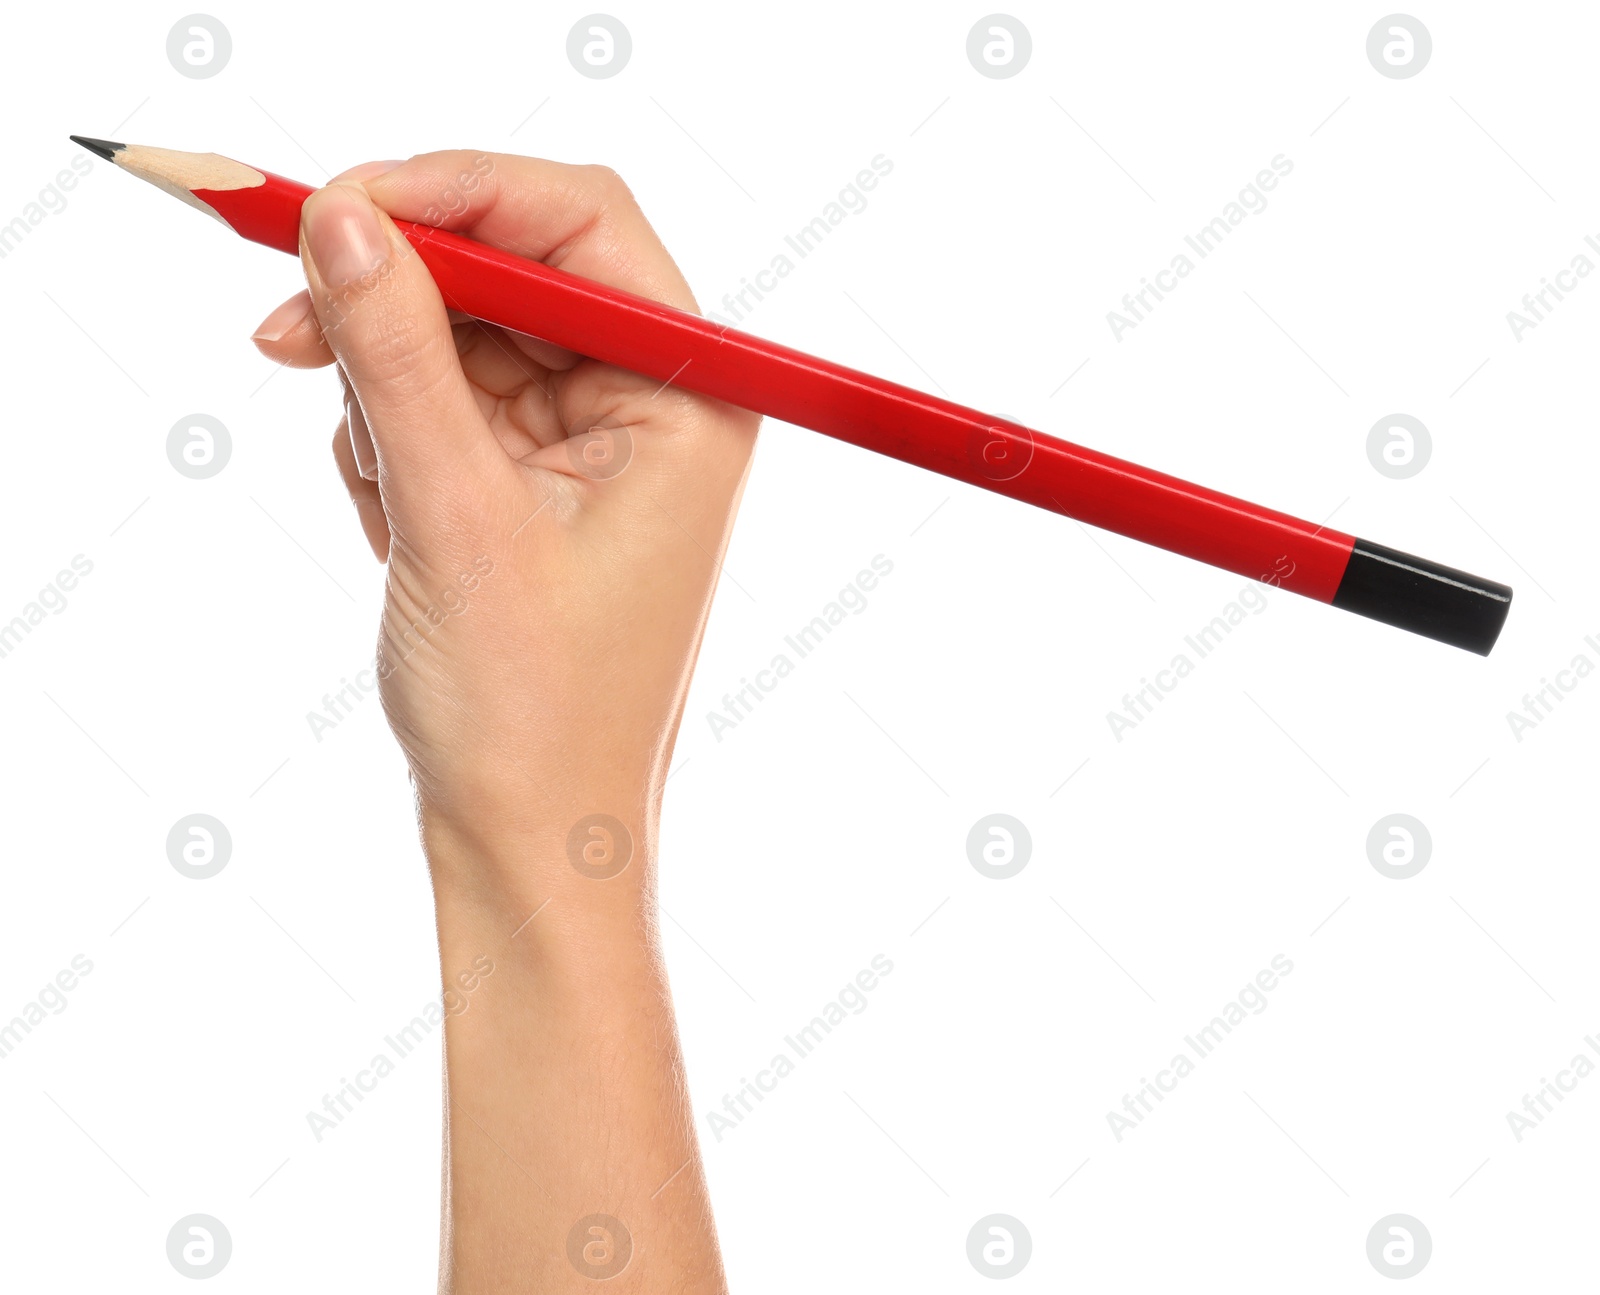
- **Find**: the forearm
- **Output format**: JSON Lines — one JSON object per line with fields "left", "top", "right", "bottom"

{"left": 424, "top": 804, "right": 724, "bottom": 1293}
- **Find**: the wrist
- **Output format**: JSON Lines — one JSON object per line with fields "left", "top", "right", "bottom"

{"left": 419, "top": 782, "right": 660, "bottom": 933}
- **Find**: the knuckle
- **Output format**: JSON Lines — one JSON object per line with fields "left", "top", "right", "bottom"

{"left": 356, "top": 305, "right": 427, "bottom": 376}
{"left": 583, "top": 163, "right": 636, "bottom": 209}
{"left": 353, "top": 321, "right": 459, "bottom": 409}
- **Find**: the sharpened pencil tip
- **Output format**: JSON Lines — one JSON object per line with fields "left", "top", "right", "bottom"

{"left": 70, "top": 136, "right": 126, "bottom": 163}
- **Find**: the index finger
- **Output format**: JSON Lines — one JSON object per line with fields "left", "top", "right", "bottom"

{"left": 361, "top": 151, "right": 700, "bottom": 316}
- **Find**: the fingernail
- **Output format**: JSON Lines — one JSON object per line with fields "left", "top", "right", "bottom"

{"left": 252, "top": 290, "right": 313, "bottom": 343}
{"left": 331, "top": 159, "right": 405, "bottom": 184}
{"left": 303, "top": 183, "right": 388, "bottom": 286}
{"left": 346, "top": 391, "right": 379, "bottom": 481}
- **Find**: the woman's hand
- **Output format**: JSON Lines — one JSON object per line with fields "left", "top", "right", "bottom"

{"left": 254, "top": 152, "right": 754, "bottom": 1293}
{"left": 254, "top": 151, "right": 759, "bottom": 868}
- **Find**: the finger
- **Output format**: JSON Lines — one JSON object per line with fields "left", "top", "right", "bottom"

{"left": 553, "top": 361, "right": 760, "bottom": 484}
{"left": 502, "top": 327, "right": 582, "bottom": 373}
{"left": 298, "top": 181, "right": 509, "bottom": 514}
{"left": 252, "top": 291, "right": 495, "bottom": 369}
{"left": 332, "top": 418, "right": 389, "bottom": 561}
{"left": 330, "top": 159, "right": 405, "bottom": 184}
{"left": 338, "top": 366, "right": 379, "bottom": 481}
{"left": 251, "top": 290, "right": 335, "bottom": 368}
{"left": 362, "top": 152, "right": 698, "bottom": 314}
{"left": 454, "top": 321, "right": 553, "bottom": 399}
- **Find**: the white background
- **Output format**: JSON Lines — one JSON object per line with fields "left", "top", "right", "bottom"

{"left": 1, "top": 1, "right": 1594, "bottom": 1289}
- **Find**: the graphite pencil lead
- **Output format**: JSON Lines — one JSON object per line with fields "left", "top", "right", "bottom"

{"left": 70, "top": 136, "right": 126, "bottom": 162}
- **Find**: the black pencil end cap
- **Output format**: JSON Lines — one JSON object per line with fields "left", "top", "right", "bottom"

{"left": 1331, "top": 538, "right": 1512, "bottom": 655}
{"left": 70, "top": 135, "right": 126, "bottom": 162}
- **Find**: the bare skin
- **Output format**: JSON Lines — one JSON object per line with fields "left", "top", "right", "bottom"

{"left": 254, "top": 151, "right": 756, "bottom": 1293}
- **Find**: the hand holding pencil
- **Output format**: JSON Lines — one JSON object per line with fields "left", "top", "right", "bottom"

{"left": 250, "top": 152, "right": 761, "bottom": 826}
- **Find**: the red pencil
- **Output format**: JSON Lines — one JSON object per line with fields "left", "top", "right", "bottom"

{"left": 71, "top": 136, "right": 1512, "bottom": 654}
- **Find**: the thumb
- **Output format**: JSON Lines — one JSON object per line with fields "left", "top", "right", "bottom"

{"left": 298, "top": 182, "right": 502, "bottom": 520}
